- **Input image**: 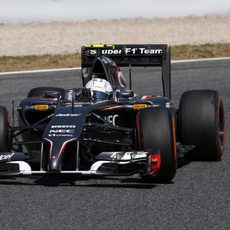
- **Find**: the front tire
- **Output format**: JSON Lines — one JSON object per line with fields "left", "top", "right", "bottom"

{"left": 0, "top": 106, "right": 10, "bottom": 152}
{"left": 178, "top": 90, "right": 226, "bottom": 161}
{"left": 136, "top": 107, "right": 177, "bottom": 183}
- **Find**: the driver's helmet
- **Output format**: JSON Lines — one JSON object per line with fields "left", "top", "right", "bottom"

{"left": 85, "top": 78, "right": 113, "bottom": 101}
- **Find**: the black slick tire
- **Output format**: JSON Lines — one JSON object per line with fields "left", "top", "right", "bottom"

{"left": 178, "top": 90, "right": 226, "bottom": 161}
{"left": 0, "top": 106, "right": 10, "bottom": 152}
{"left": 136, "top": 107, "right": 177, "bottom": 183}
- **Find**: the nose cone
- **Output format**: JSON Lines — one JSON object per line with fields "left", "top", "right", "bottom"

{"left": 49, "top": 157, "right": 61, "bottom": 171}
{"left": 45, "top": 140, "right": 70, "bottom": 172}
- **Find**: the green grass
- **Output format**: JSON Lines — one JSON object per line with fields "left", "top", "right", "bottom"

{"left": 0, "top": 44, "right": 229, "bottom": 72}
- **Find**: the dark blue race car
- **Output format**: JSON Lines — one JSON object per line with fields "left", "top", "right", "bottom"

{"left": 0, "top": 44, "right": 226, "bottom": 183}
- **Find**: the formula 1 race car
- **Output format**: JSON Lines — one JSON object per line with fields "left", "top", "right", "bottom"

{"left": 0, "top": 44, "right": 226, "bottom": 182}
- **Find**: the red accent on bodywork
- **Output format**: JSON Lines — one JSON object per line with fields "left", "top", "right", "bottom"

{"left": 142, "top": 95, "right": 153, "bottom": 100}
{"left": 114, "top": 64, "right": 120, "bottom": 72}
{"left": 149, "top": 154, "right": 161, "bottom": 175}
{"left": 141, "top": 95, "right": 160, "bottom": 100}
{"left": 58, "top": 142, "right": 68, "bottom": 158}
{"left": 50, "top": 141, "right": 68, "bottom": 159}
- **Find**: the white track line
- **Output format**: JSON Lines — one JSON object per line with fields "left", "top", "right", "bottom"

{"left": 0, "top": 57, "right": 229, "bottom": 76}
{"left": 172, "top": 56, "right": 230, "bottom": 63}
{"left": 0, "top": 67, "right": 81, "bottom": 75}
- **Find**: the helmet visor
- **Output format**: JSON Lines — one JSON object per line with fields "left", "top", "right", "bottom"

{"left": 93, "top": 91, "right": 110, "bottom": 100}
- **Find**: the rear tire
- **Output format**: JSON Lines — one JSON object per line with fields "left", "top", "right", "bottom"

{"left": 27, "top": 87, "right": 65, "bottom": 98}
{"left": 136, "top": 107, "right": 177, "bottom": 183}
{"left": 178, "top": 90, "right": 226, "bottom": 161}
{"left": 0, "top": 106, "right": 10, "bottom": 152}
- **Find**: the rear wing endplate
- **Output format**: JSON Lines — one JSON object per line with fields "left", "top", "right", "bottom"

{"left": 81, "top": 44, "right": 171, "bottom": 99}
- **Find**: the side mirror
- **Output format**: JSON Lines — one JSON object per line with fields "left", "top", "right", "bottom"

{"left": 44, "top": 91, "right": 61, "bottom": 98}
{"left": 116, "top": 89, "right": 134, "bottom": 99}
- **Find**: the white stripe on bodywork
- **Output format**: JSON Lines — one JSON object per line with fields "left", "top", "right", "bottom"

{"left": 8, "top": 161, "right": 32, "bottom": 175}
{"left": 90, "top": 161, "right": 109, "bottom": 172}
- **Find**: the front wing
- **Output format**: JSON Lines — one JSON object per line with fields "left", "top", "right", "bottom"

{"left": 0, "top": 151, "right": 161, "bottom": 177}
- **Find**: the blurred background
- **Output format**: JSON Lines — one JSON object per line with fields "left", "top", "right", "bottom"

{"left": 0, "top": 0, "right": 229, "bottom": 71}
{"left": 0, "top": 0, "right": 230, "bottom": 21}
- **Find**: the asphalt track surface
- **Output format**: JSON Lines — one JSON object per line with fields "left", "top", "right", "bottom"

{"left": 0, "top": 59, "right": 229, "bottom": 230}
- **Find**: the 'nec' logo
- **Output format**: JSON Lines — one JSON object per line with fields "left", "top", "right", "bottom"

{"left": 105, "top": 114, "right": 118, "bottom": 126}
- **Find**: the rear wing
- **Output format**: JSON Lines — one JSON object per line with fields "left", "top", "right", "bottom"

{"left": 81, "top": 44, "right": 171, "bottom": 99}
